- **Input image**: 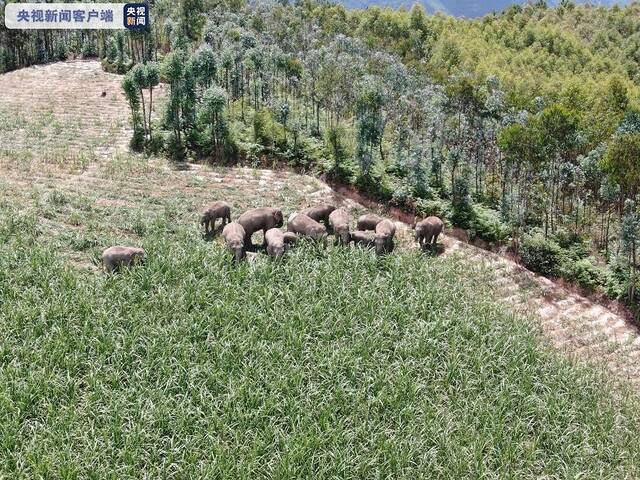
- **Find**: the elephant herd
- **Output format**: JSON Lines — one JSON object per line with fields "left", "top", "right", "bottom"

{"left": 100, "top": 200, "right": 445, "bottom": 272}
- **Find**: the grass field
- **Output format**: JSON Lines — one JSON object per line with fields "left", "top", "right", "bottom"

{"left": 2, "top": 207, "right": 640, "bottom": 478}
{"left": 3, "top": 61, "right": 640, "bottom": 478}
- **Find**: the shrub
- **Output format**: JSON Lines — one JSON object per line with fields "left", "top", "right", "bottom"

{"left": 553, "top": 229, "right": 590, "bottom": 260}
{"left": 520, "top": 232, "right": 565, "bottom": 276}
{"left": 470, "top": 205, "right": 512, "bottom": 244}
{"left": 414, "top": 198, "right": 452, "bottom": 220}
{"left": 253, "top": 109, "right": 282, "bottom": 148}
{"left": 129, "top": 129, "right": 145, "bottom": 153}
{"left": 390, "top": 180, "right": 414, "bottom": 209}
{"left": 561, "top": 257, "right": 608, "bottom": 291}
{"left": 145, "top": 134, "right": 165, "bottom": 156}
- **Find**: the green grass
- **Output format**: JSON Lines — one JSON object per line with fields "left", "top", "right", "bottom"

{"left": 2, "top": 213, "right": 640, "bottom": 478}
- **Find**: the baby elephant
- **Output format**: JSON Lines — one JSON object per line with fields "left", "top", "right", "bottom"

{"left": 350, "top": 230, "right": 375, "bottom": 248}
{"left": 102, "top": 246, "right": 146, "bottom": 273}
{"left": 329, "top": 208, "right": 351, "bottom": 245}
{"left": 357, "top": 213, "right": 384, "bottom": 231}
{"left": 415, "top": 216, "right": 444, "bottom": 250}
{"left": 237, "top": 207, "right": 284, "bottom": 250}
{"left": 222, "top": 222, "right": 246, "bottom": 261}
{"left": 283, "top": 232, "right": 298, "bottom": 246}
{"left": 374, "top": 219, "right": 396, "bottom": 255}
{"left": 201, "top": 201, "right": 231, "bottom": 235}
{"left": 265, "top": 228, "right": 287, "bottom": 258}
{"left": 287, "top": 212, "right": 327, "bottom": 241}
{"left": 304, "top": 204, "right": 336, "bottom": 228}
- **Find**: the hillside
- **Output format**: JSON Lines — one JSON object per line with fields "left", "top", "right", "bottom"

{"left": 2, "top": 60, "right": 640, "bottom": 477}
{"left": 3, "top": 1, "right": 640, "bottom": 319}
{"left": 338, "top": 0, "right": 631, "bottom": 18}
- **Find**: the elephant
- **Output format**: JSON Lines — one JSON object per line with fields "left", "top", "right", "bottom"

{"left": 200, "top": 201, "right": 231, "bottom": 235}
{"left": 283, "top": 232, "right": 298, "bottom": 246}
{"left": 265, "top": 228, "right": 286, "bottom": 258}
{"left": 222, "top": 222, "right": 246, "bottom": 261}
{"left": 303, "top": 204, "right": 336, "bottom": 230}
{"left": 350, "top": 230, "right": 375, "bottom": 248}
{"left": 329, "top": 208, "right": 351, "bottom": 245}
{"left": 414, "top": 216, "right": 444, "bottom": 250}
{"left": 357, "top": 213, "right": 384, "bottom": 231}
{"left": 287, "top": 212, "right": 327, "bottom": 241}
{"left": 102, "top": 246, "right": 146, "bottom": 273}
{"left": 374, "top": 219, "right": 396, "bottom": 255}
{"left": 237, "top": 207, "right": 284, "bottom": 250}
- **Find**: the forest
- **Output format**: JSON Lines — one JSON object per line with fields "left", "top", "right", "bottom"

{"left": 1, "top": 0, "right": 639, "bottom": 309}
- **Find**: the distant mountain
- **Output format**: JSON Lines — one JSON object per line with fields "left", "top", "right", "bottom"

{"left": 338, "top": 0, "right": 632, "bottom": 18}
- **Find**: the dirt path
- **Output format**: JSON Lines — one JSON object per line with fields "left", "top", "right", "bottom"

{"left": 2, "top": 61, "right": 640, "bottom": 390}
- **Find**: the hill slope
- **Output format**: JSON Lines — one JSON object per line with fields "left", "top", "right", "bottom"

{"left": 2, "top": 61, "right": 640, "bottom": 476}
{"left": 339, "top": 0, "right": 631, "bottom": 17}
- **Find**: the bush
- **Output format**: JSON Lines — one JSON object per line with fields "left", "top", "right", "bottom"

{"left": 553, "top": 229, "right": 590, "bottom": 260}
{"left": 81, "top": 41, "right": 97, "bottom": 58}
{"left": 414, "top": 198, "right": 452, "bottom": 220}
{"left": 253, "top": 109, "right": 282, "bottom": 148}
{"left": 561, "top": 257, "right": 608, "bottom": 291}
{"left": 390, "top": 180, "right": 414, "bottom": 209}
{"left": 145, "top": 134, "right": 165, "bottom": 156}
{"left": 165, "top": 133, "right": 187, "bottom": 161}
{"left": 55, "top": 42, "right": 68, "bottom": 61}
{"left": 520, "top": 232, "right": 565, "bottom": 276}
{"left": 470, "top": 205, "right": 511, "bottom": 244}
{"left": 129, "top": 129, "right": 145, "bottom": 153}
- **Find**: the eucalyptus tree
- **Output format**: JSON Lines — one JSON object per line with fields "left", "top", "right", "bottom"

{"left": 130, "top": 62, "right": 160, "bottom": 141}
{"left": 198, "top": 85, "right": 230, "bottom": 160}
{"left": 355, "top": 75, "right": 387, "bottom": 177}
{"left": 122, "top": 72, "right": 144, "bottom": 151}
{"left": 192, "top": 44, "right": 217, "bottom": 89}
{"left": 620, "top": 199, "right": 640, "bottom": 300}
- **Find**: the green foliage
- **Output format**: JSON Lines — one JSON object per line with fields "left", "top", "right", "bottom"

{"left": 520, "top": 232, "right": 565, "bottom": 276}
{"left": 355, "top": 76, "right": 386, "bottom": 176}
{"left": 178, "top": 0, "right": 205, "bottom": 42}
{"left": 561, "top": 257, "right": 610, "bottom": 292}
{"left": 415, "top": 198, "right": 452, "bottom": 220}
{"left": 324, "top": 124, "right": 351, "bottom": 179}
{"left": 252, "top": 109, "right": 282, "bottom": 147}
{"left": 603, "top": 132, "right": 640, "bottom": 197}
{"left": 469, "top": 205, "right": 512, "bottom": 244}
{"left": 197, "top": 85, "right": 233, "bottom": 161}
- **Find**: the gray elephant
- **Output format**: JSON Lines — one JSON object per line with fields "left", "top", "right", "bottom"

{"left": 329, "top": 208, "right": 351, "bottom": 245}
{"left": 265, "top": 228, "right": 286, "bottom": 258}
{"left": 200, "top": 201, "right": 231, "bottom": 235}
{"left": 350, "top": 230, "right": 375, "bottom": 248}
{"left": 287, "top": 212, "right": 327, "bottom": 241}
{"left": 303, "top": 204, "right": 336, "bottom": 229}
{"left": 414, "top": 216, "right": 444, "bottom": 250}
{"left": 374, "top": 219, "right": 396, "bottom": 255}
{"left": 283, "top": 232, "right": 298, "bottom": 245}
{"left": 222, "top": 222, "right": 246, "bottom": 261}
{"left": 357, "top": 213, "right": 384, "bottom": 231}
{"left": 102, "top": 246, "right": 146, "bottom": 273}
{"left": 237, "top": 207, "right": 284, "bottom": 250}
